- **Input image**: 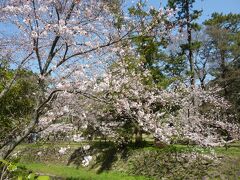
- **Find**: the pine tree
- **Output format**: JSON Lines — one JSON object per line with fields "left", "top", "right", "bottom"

{"left": 168, "top": 0, "right": 202, "bottom": 87}
{"left": 204, "top": 13, "right": 240, "bottom": 122}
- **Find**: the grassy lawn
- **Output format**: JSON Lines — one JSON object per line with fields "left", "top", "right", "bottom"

{"left": 14, "top": 141, "right": 240, "bottom": 179}
{"left": 18, "top": 162, "right": 149, "bottom": 180}
{"left": 16, "top": 142, "right": 88, "bottom": 149}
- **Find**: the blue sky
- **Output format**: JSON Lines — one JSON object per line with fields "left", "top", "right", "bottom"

{"left": 1, "top": 0, "right": 240, "bottom": 35}
{"left": 147, "top": 0, "right": 240, "bottom": 22}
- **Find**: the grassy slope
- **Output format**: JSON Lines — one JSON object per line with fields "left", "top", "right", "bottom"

{"left": 18, "top": 162, "right": 149, "bottom": 180}
{"left": 15, "top": 141, "right": 240, "bottom": 179}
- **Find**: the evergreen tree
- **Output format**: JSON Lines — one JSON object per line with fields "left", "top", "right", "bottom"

{"left": 204, "top": 13, "right": 240, "bottom": 122}
{"left": 128, "top": 0, "right": 186, "bottom": 88}
{"left": 168, "top": 0, "right": 202, "bottom": 87}
{"left": 0, "top": 63, "right": 37, "bottom": 145}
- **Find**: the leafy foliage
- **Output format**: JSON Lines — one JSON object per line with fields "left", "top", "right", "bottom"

{"left": 0, "top": 67, "right": 37, "bottom": 142}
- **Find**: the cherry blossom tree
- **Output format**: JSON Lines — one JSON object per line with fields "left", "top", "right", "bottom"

{"left": 0, "top": 0, "right": 238, "bottom": 161}
{"left": 0, "top": 0, "right": 134, "bottom": 159}
{"left": 0, "top": 0, "right": 175, "bottom": 159}
{"left": 80, "top": 58, "right": 239, "bottom": 146}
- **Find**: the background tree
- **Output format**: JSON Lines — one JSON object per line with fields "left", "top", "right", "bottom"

{"left": 193, "top": 31, "right": 214, "bottom": 90}
{"left": 168, "top": 0, "right": 202, "bottom": 87}
{"left": 204, "top": 13, "right": 240, "bottom": 122}
{"left": 128, "top": 1, "right": 186, "bottom": 88}
{"left": 0, "top": 66, "right": 37, "bottom": 146}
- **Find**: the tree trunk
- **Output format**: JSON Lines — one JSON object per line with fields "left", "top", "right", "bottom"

{"left": 135, "top": 128, "right": 142, "bottom": 146}
{"left": 186, "top": 0, "right": 195, "bottom": 88}
{"left": 220, "top": 50, "right": 228, "bottom": 96}
{"left": 0, "top": 112, "right": 39, "bottom": 159}
{"left": 200, "top": 79, "right": 205, "bottom": 90}
{"left": 154, "top": 138, "right": 167, "bottom": 148}
{"left": 185, "top": 0, "right": 195, "bottom": 117}
{"left": 0, "top": 80, "right": 60, "bottom": 160}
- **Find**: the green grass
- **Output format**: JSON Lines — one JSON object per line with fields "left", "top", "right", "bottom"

{"left": 142, "top": 142, "right": 240, "bottom": 156}
{"left": 17, "top": 142, "right": 88, "bottom": 149}
{"left": 18, "top": 162, "right": 150, "bottom": 180}
{"left": 214, "top": 146, "right": 240, "bottom": 157}
{"left": 15, "top": 141, "right": 240, "bottom": 179}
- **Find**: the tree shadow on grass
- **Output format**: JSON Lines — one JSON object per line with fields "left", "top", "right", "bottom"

{"left": 67, "top": 141, "right": 153, "bottom": 174}
{"left": 95, "top": 145, "right": 118, "bottom": 174}
{"left": 67, "top": 147, "right": 85, "bottom": 168}
{"left": 67, "top": 141, "right": 118, "bottom": 173}
{"left": 94, "top": 141, "right": 151, "bottom": 173}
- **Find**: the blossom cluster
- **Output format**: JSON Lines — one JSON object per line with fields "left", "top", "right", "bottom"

{"left": 68, "top": 59, "right": 239, "bottom": 146}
